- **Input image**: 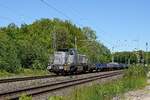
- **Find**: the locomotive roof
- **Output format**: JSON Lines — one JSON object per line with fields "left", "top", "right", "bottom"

{"left": 57, "top": 48, "right": 77, "bottom": 52}
{"left": 57, "top": 48, "right": 69, "bottom": 52}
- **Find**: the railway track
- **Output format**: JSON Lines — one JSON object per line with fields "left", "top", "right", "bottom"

{"left": 0, "top": 70, "right": 123, "bottom": 100}
{"left": 0, "top": 70, "right": 121, "bottom": 84}
{"left": 0, "top": 74, "right": 57, "bottom": 84}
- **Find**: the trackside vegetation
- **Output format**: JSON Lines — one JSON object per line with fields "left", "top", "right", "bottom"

{"left": 19, "top": 94, "right": 32, "bottom": 100}
{"left": 0, "top": 18, "right": 111, "bottom": 74}
{"left": 113, "top": 51, "right": 150, "bottom": 64}
{"left": 48, "top": 65, "right": 148, "bottom": 100}
{"left": 0, "top": 69, "right": 49, "bottom": 78}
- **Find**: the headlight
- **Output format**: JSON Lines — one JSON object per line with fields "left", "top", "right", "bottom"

{"left": 59, "top": 66, "right": 64, "bottom": 69}
{"left": 67, "top": 62, "right": 71, "bottom": 65}
{"left": 47, "top": 65, "right": 52, "bottom": 69}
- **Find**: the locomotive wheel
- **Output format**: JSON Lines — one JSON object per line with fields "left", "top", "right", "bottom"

{"left": 70, "top": 66, "right": 77, "bottom": 74}
{"left": 89, "top": 69, "right": 93, "bottom": 73}
{"left": 96, "top": 68, "right": 101, "bottom": 72}
{"left": 83, "top": 66, "right": 88, "bottom": 73}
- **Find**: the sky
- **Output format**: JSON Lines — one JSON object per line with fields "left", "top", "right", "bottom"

{"left": 0, "top": 0, "right": 150, "bottom": 52}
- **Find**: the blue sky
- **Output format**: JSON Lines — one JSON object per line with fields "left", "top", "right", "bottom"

{"left": 0, "top": 0, "right": 150, "bottom": 52}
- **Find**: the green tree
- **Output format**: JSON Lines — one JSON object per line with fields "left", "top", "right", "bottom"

{"left": 0, "top": 18, "right": 111, "bottom": 72}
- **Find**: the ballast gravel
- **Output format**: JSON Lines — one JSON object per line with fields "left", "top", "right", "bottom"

{"left": 0, "top": 70, "right": 121, "bottom": 95}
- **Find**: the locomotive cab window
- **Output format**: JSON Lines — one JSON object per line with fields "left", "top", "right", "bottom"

{"left": 69, "top": 50, "right": 74, "bottom": 55}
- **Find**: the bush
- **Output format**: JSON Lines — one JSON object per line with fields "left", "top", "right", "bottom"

{"left": 0, "top": 70, "right": 15, "bottom": 78}
{"left": 19, "top": 94, "right": 32, "bottom": 100}
{"left": 0, "top": 33, "right": 21, "bottom": 73}
{"left": 124, "top": 65, "right": 147, "bottom": 78}
{"left": 0, "top": 68, "right": 49, "bottom": 78}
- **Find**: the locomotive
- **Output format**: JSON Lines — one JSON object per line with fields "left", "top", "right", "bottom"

{"left": 47, "top": 48, "right": 128, "bottom": 75}
{"left": 47, "top": 48, "right": 95, "bottom": 75}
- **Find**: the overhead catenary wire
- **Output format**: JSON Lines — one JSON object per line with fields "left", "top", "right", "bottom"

{"left": 40, "top": 0, "right": 84, "bottom": 27}
{"left": 40, "top": 0, "right": 71, "bottom": 19}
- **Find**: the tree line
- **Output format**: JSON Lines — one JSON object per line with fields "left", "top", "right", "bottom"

{"left": 113, "top": 50, "right": 150, "bottom": 64}
{"left": 0, "top": 18, "right": 111, "bottom": 73}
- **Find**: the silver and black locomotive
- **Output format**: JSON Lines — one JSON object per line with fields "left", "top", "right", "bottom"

{"left": 47, "top": 48, "right": 95, "bottom": 75}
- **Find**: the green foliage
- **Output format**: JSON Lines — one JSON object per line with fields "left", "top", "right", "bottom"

{"left": 19, "top": 68, "right": 49, "bottom": 76}
{"left": 0, "top": 69, "right": 49, "bottom": 78}
{"left": 114, "top": 51, "right": 150, "bottom": 64}
{"left": 114, "top": 52, "right": 137, "bottom": 64}
{"left": 124, "top": 65, "right": 147, "bottom": 78}
{"left": 49, "top": 96, "right": 63, "bottom": 100}
{"left": 0, "top": 70, "right": 15, "bottom": 78}
{"left": 0, "top": 29, "right": 21, "bottom": 73}
{"left": 19, "top": 94, "right": 32, "bottom": 100}
{"left": 0, "top": 18, "right": 111, "bottom": 73}
{"left": 61, "top": 65, "right": 147, "bottom": 100}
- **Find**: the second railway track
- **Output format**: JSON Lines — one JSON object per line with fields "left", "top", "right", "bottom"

{"left": 0, "top": 74, "right": 57, "bottom": 84}
{"left": 0, "top": 70, "right": 122, "bottom": 84}
{"left": 0, "top": 70, "right": 123, "bottom": 100}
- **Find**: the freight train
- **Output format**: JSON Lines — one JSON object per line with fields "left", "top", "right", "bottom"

{"left": 47, "top": 48, "right": 128, "bottom": 75}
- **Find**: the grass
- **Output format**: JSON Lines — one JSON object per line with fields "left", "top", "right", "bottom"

{"left": 19, "top": 94, "right": 32, "bottom": 100}
{"left": 0, "top": 70, "right": 15, "bottom": 78}
{"left": 18, "top": 68, "right": 50, "bottom": 76}
{"left": 0, "top": 68, "right": 50, "bottom": 78}
{"left": 49, "top": 65, "right": 148, "bottom": 100}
